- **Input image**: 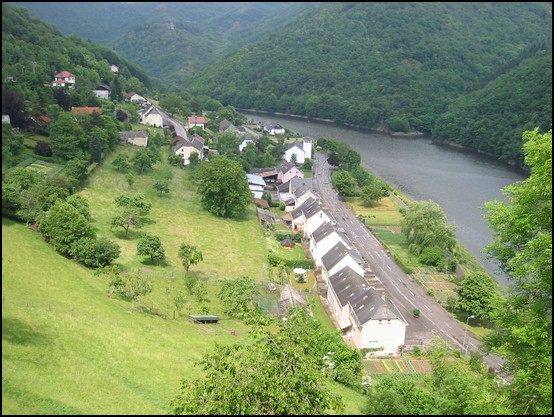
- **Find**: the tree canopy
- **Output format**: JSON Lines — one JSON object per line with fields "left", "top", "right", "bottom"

{"left": 196, "top": 155, "right": 252, "bottom": 218}
{"left": 483, "top": 128, "right": 552, "bottom": 415}
{"left": 401, "top": 200, "right": 457, "bottom": 255}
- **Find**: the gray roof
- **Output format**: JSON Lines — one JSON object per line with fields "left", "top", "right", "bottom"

{"left": 257, "top": 207, "right": 276, "bottom": 224}
{"left": 350, "top": 287, "right": 404, "bottom": 326}
{"left": 311, "top": 221, "right": 337, "bottom": 243}
{"left": 120, "top": 130, "right": 148, "bottom": 141}
{"left": 279, "top": 284, "right": 311, "bottom": 316}
{"left": 321, "top": 241, "right": 353, "bottom": 271}
{"left": 247, "top": 174, "right": 266, "bottom": 187}
{"left": 294, "top": 184, "right": 314, "bottom": 199}
{"left": 328, "top": 267, "right": 404, "bottom": 326}
{"left": 291, "top": 197, "right": 317, "bottom": 220}
{"left": 285, "top": 140, "right": 304, "bottom": 152}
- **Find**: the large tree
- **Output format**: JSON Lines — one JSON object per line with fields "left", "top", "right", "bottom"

{"left": 483, "top": 128, "right": 552, "bottom": 415}
{"left": 401, "top": 200, "right": 457, "bottom": 255}
{"left": 196, "top": 155, "right": 252, "bottom": 218}
{"left": 171, "top": 308, "right": 344, "bottom": 415}
{"left": 40, "top": 200, "right": 96, "bottom": 256}
{"left": 137, "top": 234, "right": 165, "bottom": 263}
{"left": 455, "top": 271, "right": 500, "bottom": 321}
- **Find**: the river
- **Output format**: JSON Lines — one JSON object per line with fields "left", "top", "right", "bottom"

{"left": 241, "top": 111, "right": 527, "bottom": 287}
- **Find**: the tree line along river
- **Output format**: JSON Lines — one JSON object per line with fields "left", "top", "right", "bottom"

{"left": 241, "top": 110, "right": 527, "bottom": 287}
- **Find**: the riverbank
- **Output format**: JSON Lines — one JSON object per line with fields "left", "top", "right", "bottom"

{"left": 238, "top": 108, "right": 426, "bottom": 138}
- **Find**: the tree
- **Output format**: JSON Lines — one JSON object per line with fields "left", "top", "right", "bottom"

{"left": 178, "top": 243, "right": 203, "bottom": 272}
{"left": 137, "top": 234, "right": 165, "bottom": 262}
{"left": 361, "top": 182, "right": 385, "bottom": 206}
{"left": 153, "top": 181, "right": 169, "bottom": 196}
{"left": 171, "top": 309, "right": 344, "bottom": 415}
{"left": 125, "top": 173, "right": 135, "bottom": 189}
{"left": 132, "top": 149, "right": 155, "bottom": 174}
{"left": 482, "top": 128, "right": 552, "bottom": 415}
{"left": 196, "top": 156, "right": 252, "bottom": 218}
{"left": 112, "top": 154, "right": 130, "bottom": 172}
{"left": 116, "top": 273, "right": 153, "bottom": 313}
{"left": 401, "top": 200, "right": 457, "bottom": 255}
{"left": 71, "top": 237, "right": 121, "bottom": 268}
{"left": 218, "top": 276, "right": 259, "bottom": 319}
{"left": 49, "top": 113, "right": 85, "bottom": 160}
{"left": 160, "top": 93, "right": 184, "bottom": 115}
{"left": 114, "top": 194, "right": 152, "bottom": 214}
{"left": 40, "top": 200, "right": 96, "bottom": 256}
{"left": 34, "top": 141, "right": 53, "bottom": 157}
{"left": 455, "top": 271, "right": 499, "bottom": 321}
{"left": 89, "top": 131, "right": 103, "bottom": 163}
{"left": 331, "top": 170, "right": 357, "bottom": 197}
{"left": 111, "top": 194, "right": 151, "bottom": 236}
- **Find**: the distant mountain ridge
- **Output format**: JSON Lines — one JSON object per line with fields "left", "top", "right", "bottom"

{"left": 9, "top": 2, "right": 314, "bottom": 84}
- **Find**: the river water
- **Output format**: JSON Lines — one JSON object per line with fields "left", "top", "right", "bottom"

{"left": 242, "top": 111, "right": 527, "bottom": 287}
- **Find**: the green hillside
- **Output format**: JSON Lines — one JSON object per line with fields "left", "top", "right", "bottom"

{"left": 2, "top": 145, "right": 366, "bottom": 415}
{"left": 185, "top": 2, "right": 551, "bottom": 163}
{"left": 2, "top": 4, "right": 152, "bottom": 89}
{"left": 433, "top": 51, "right": 552, "bottom": 163}
{"left": 10, "top": 2, "right": 314, "bottom": 85}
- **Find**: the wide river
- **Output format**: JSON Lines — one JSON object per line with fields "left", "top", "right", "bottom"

{"left": 242, "top": 111, "right": 527, "bottom": 287}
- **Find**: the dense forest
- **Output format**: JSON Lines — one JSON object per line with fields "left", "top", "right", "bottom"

{"left": 184, "top": 2, "right": 551, "bottom": 164}
{"left": 433, "top": 51, "right": 552, "bottom": 162}
{"left": 9, "top": 2, "right": 314, "bottom": 85}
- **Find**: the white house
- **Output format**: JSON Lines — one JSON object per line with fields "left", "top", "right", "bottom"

{"left": 2, "top": 115, "right": 11, "bottom": 124}
{"left": 293, "top": 184, "right": 318, "bottom": 208}
{"left": 93, "top": 84, "right": 111, "bottom": 99}
{"left": 303, "top": 204, "right": 333, "bottom": 237}
{"left": 326, "top": 267, "right": 407, "bottom": 354}
{"left": 120, "top": 130, "right": 149, "bottom": 147}
{"left": 124, "top": 92, "right": 148, "bottom": 105}
{"left": 52, "top": 70, "right": 75, "bottom": 88}
{"left": 261, "top": 122, "right": 285, "bottom": 136}
{"left": 188, "top": 115, "right": 206, "bottom": 130}
{"left": 172, "top": 136, "right": 203, "bottom": 165}
{"left": 309, "top": 221, "right": 351, "bottom": 266}
{"left": 141, "top": 105, "right": 164, "bottom": 127}
{"left": 239, "top": 136, "right": 258, "bottom": 152}
{"left": 290, "top": 196, "right": 318, "bottom": 232}
{"left": 283, "top": 137, "right": 313, "bottom": 164}
{"left": 110, "top": 64, "right": 119, "bottom": 73}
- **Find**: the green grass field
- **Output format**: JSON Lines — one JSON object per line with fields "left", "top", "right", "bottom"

{"left": 3, "top": 145, "right": 367, "bottom": 414}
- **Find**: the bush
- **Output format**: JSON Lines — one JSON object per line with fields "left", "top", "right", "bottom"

{"left": 413, "top": 308, "right": 420, "bottom": 318}
{"left": 34, "top": 141, "right": 53, "bottom": 157}
{"left": 419, "top": 246, "right": 446, "bottom": 266}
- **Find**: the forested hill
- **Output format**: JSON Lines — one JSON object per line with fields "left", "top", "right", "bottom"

{"left": 185, "top": 2, "right": 551, "bottom": 164}
{"left": 2, "top": 4, "right": 152, "bottom": 93}
{"left": 9, "top": 2, "right": 314, "bottom": 85}
{"left": 433, "top": 51, "right": 552, "bottom": 163}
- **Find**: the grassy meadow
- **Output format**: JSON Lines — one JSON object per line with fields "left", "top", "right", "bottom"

{"left": 2, "top": 144, "right": 367, "bottom": 414}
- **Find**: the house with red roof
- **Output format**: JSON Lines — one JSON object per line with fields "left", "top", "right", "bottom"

{"left": 188, "top": 115, "right": 206, "bottom": 130}
{"left": 52, "top": 71, "right": 76, "bottom": 89}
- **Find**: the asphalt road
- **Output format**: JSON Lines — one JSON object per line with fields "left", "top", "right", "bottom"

{"left": 312, "top": 152, "right": 503, "bottom": 370}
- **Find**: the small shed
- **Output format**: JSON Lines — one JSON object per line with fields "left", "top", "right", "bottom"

{"left": 281, "top": 235, "right": 295, "bottom": 249}
{"left": 189, "top": 314, "right": 219, "bottom": 324}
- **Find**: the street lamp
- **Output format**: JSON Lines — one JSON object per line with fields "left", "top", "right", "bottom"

{"left": 463, "top": 314, "right": 476, "bottom": 356}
